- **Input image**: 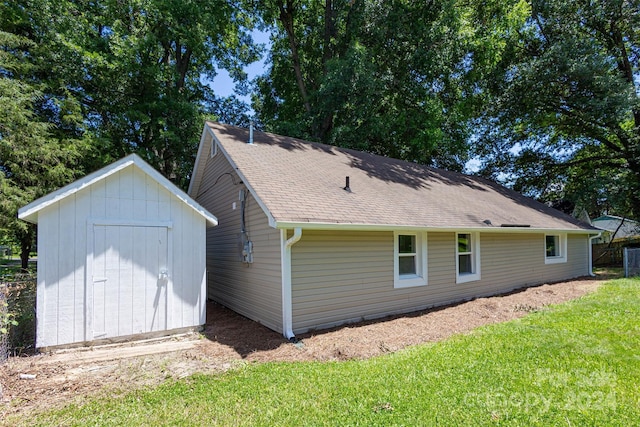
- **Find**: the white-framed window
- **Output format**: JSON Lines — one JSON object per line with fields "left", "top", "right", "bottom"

{"left": 210, "top": 141, "right": 218, "bottom": 158}
{"left": 456, "top": 232, "right": 481, "bottom": 283}
{"left": 545, "top": 233, "right": 567, "bottom": 264}
{"left": 394, "top": 231, "right": 427, "bottom": 288}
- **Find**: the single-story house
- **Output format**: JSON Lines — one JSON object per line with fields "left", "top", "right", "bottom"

{"left": 591, "top": 215, "right": 640, "bottom": 244}
{"left": 189, "top": 122, "right": 599, "bottom": 339}
{"left": 19, "top": 154, "right": 217, "bottom": 349}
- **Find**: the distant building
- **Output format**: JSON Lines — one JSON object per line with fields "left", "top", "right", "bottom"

{"left": 591, "top": 215, "right": 640, "bottom": 244}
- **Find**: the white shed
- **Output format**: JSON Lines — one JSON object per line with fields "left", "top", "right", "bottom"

{"left": 18, "top": 154, "right": 217, "bottom": 349}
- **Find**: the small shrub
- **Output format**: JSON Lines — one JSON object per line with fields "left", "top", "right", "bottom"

{"left": 0, "top": 267, "right": 37, "bottom": 358}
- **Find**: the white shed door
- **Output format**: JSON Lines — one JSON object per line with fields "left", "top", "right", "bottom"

{"left": 91, "top": 225, "right": 169, "bottom": 339}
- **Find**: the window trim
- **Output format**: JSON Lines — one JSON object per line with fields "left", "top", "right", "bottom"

{"left": 394, "top": 231, "right": 427, "bottom": 288}
{"left": 210, "top": 141, "right": 218, "bottom": 158}
{"left": 544, "top": 233, "right": 567, "bottom": 264}
{"left": 456, "top": 231, "right": 481, "bottom": 284}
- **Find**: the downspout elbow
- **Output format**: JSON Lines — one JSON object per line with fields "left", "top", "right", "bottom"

{"left": 285, "top": 227, "right": 303, "bottom": 249}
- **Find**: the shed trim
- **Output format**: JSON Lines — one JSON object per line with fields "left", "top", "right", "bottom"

{"left": 88, "top": 219, "right": 174, "bottom": 228}
{"left": 18, "top": 154, "right": 217, "bottom": 226}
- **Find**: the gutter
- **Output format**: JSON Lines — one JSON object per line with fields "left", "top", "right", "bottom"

{"left": 588, "top": 232, "right": 603, "bottom": 277}
{"left": 281, "top": 227, "right": 302, "bottom": 340}
{"left": 273, "top": 221, "right": 596, "bottom": 235}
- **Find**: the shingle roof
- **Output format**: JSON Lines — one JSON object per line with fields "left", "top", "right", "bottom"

{"left": 192, "top": 122, "right": 595, "bottom": 232}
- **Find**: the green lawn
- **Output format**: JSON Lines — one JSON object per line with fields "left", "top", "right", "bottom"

{"left": 8, "top": 278, "right": 640, "bottom": 426}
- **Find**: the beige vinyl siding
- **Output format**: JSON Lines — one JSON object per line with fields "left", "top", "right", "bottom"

{"left": 196, "top": 149, "right": 282, "bottom": 332}
{"left": 291, "top": 230, "right": 590, "bottom": 333}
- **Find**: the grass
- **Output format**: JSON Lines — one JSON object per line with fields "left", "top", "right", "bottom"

{"left": 6, "top": 278, "right": 640, "bottom": 426}
{"left": 0, "top": 259, "right": 36, "bottom": 278}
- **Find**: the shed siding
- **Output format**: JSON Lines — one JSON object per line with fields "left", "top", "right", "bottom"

{"left": 195, "top": 149, "right": 283, "bottom": 332}
{"left": 36, "top": 166, "right": 207, "bottom": 348}
{"left": 291, "top": 230, "right": 589, "bottom": 333}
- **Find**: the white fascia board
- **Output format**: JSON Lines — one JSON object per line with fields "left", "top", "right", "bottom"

{"left": 212, "top": 131, "right": 278, "bottom": 228}
{"left": 18, "top": 153, "right": 218, "bottom": 226}
{"left": 273, "top": 221, "right": 597, "bottom": 234}
{"left": 18, "top": 155, "right": 138, "bottom": 223}
{"left": 187, "top": 124, "right": 214, "bottom": 197}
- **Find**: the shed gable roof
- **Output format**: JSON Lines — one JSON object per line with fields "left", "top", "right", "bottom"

{"left": 19, "top": 154, "right": 218, "bottom": 225}
{"left": 190, "top": 122, "right": 595, "bottom": 232}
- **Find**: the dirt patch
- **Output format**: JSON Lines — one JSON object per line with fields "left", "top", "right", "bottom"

{"left": 0, "top": 276, "right": 607, "bottom": 419}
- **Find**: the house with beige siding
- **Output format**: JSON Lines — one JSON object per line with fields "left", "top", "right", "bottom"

{"left": 189, "top": 122, "right": 599, "bottom": 339}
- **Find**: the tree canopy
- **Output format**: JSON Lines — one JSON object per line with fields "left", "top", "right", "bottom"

{"left": 254, "top": 0, "right": 500, "bottom": 170}
{"left": 475, "top": 0, "right": 640, "bottom": 219}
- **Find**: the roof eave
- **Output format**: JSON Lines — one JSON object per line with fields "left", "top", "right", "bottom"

{"left": 206, "top": 125, "right": 278, "bottom": 228}
{"left": 273, "top": 221, "right": 597, "bottom": 234}
{"left": 187, "top": 123, "right": 215, "bottom": 197}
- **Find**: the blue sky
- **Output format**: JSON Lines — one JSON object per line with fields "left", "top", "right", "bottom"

{"left": 210, "top": 30, "right": 271, "bottom": 100}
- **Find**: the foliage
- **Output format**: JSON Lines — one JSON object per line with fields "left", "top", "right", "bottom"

{"left": 0, "top": 26, "right": 88, "bottom": 267}
{"left": 475, "top": 0, "right": 640, "bottom": 219}
{"left": 13, "top": 278, "right": 640, "bottom": 426}
{"left": 254, "top": 0, "right": 520, "bottom": 170}
{"left": 9, "top": 0, "right": 262, "bottom": 188}
{"left": 0, "top": 265, "right": 36, "bottom": 358}
{"left": 0, "top": 298, "right": 17, "bottom": 336}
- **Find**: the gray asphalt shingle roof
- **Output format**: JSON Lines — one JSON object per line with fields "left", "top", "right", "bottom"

{"left": 196, "top": 122, "right": 594, "bottom": 232}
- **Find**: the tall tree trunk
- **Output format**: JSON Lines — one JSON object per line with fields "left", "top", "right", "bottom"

{"left": 18, "top": 227, "right": 33, "bottom": 270}
{"left": 316, "top": 0, "right": 337, "bottom": 141}
{"left": 278, "top": 0, "right": 312, "bottom": 114}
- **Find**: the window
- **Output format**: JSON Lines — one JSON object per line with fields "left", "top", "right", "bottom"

{"left": 394, "top": 232, "right": 427, "bottom": 288}
{"left": 210, "top": 142, "right": 218, "bottom": 158}
{"left": 456, "top": 232, "right": 481, "bottom": 283}
{"left": 398, "top": 235, "right": 417, "bottom": 275}
{"left": 546, "top": 235, "right": 559, "bottom": 257}
{"left": 545, "top": 233, "right": 567, "bottom": 264}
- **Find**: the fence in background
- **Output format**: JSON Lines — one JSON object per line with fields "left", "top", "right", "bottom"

{"left": 624, "top": 248, "right": 640, "bottom": 278}
{"left": 0, "top": 272, "right": 37, "bottom": 361}
{"left": 0, "top": 284, "right": 7, "bottom": 362}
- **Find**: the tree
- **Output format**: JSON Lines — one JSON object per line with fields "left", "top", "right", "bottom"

{"left": 255, "top": 0, "right": 491, "bottom": 170}
{"left": 475, "top": 0, "right": 640, "bottom": 219}
{"left": 0, "top": 30, "right": 87, "bottom": 268}
{"left": 40, "top": 0, "right": 261, "bottom": 188}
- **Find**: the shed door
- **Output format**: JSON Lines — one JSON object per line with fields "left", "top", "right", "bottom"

{"left": 91, "top": 225, "right": 169, "bottom": 339}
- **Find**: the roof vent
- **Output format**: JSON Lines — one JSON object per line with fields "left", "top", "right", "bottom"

{"left": 500, "top": 224, "right": 531, "bottom": 228}
{"left": 483, "top": 219, "right": 492, "bottom": 225}
{"left": 248, "top": 121, "right": 254, "bottom": 144}
{"left": 343, "top": 176, "right": 351, "bottom": 193}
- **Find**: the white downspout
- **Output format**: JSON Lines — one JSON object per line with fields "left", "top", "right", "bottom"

{"left": 588, "top": 232, "right": 602, "bottom": 277}
{"left": 281, "top": 227, "right": 302, "bottom": 340}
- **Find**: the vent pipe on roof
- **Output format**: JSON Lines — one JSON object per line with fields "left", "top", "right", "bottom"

{"left": 248, "top": 121, "right": 254, "bottom": 144}
{"left": 344, "top": 176, "right": 351, "bottom": 193}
